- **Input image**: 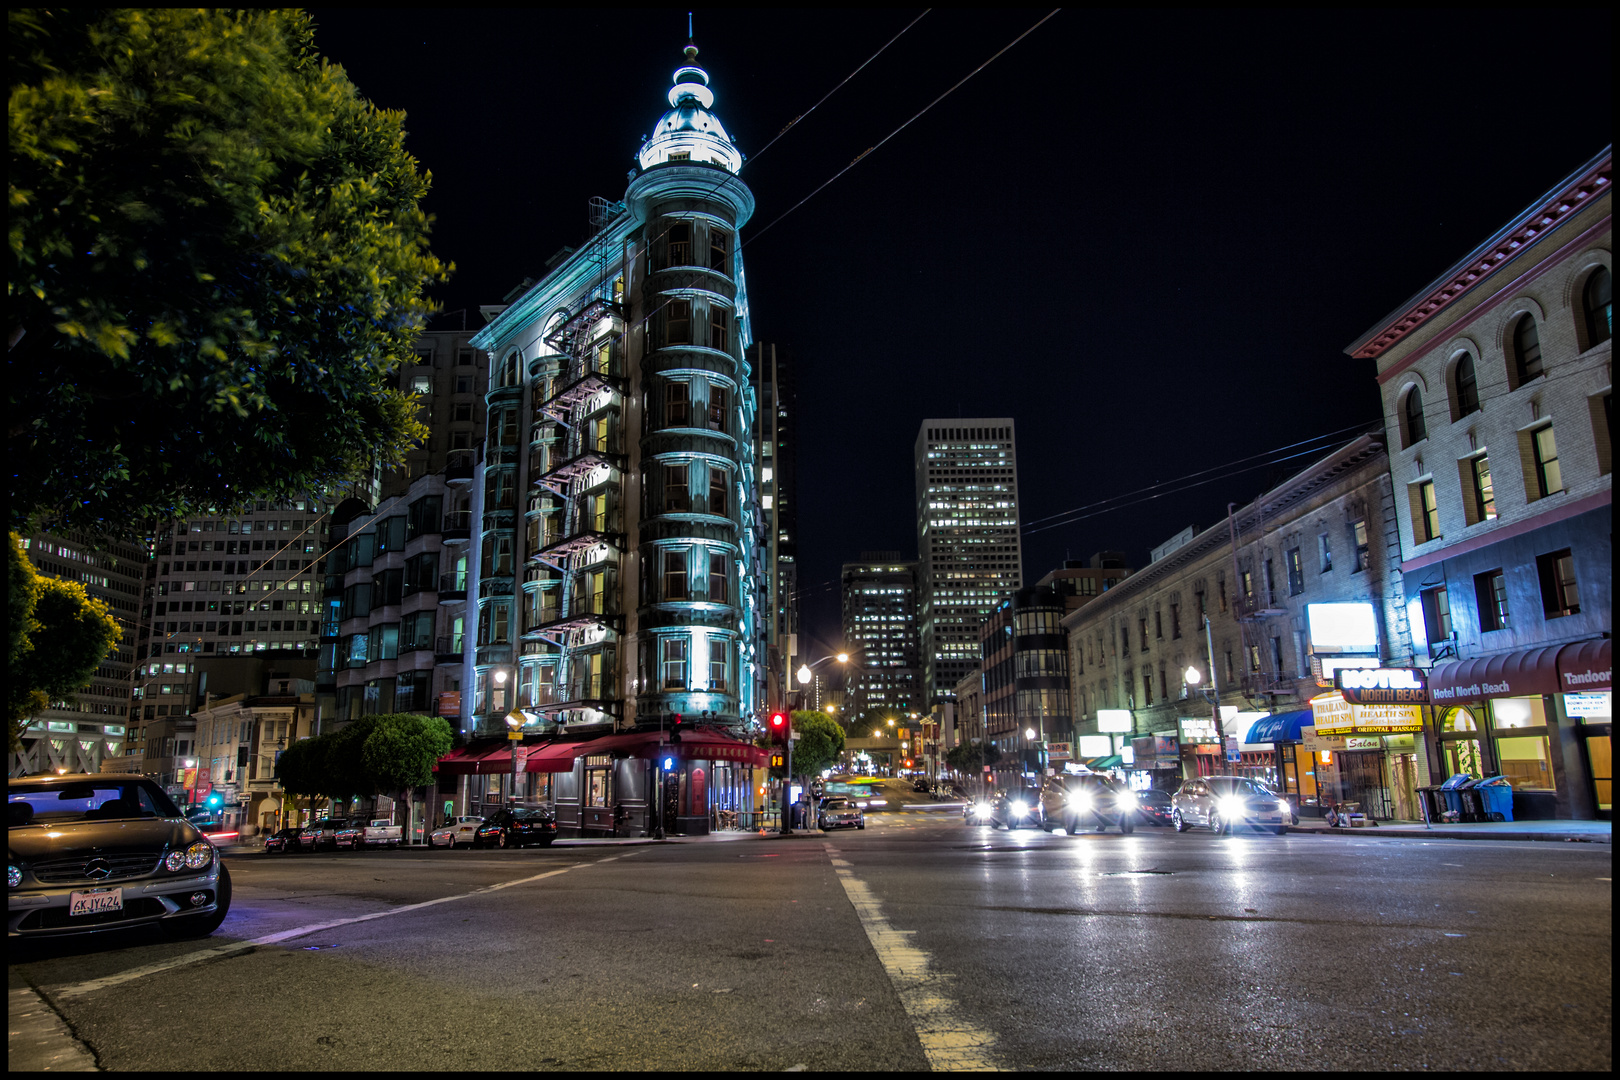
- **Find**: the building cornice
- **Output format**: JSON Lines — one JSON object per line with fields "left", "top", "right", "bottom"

{"left": 1345, "top": 148, "right": 1611, "bottom": 364}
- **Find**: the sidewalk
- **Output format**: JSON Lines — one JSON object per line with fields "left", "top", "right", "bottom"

{"left": 1285, "top": 817, "right": 1611, "bottom": 843}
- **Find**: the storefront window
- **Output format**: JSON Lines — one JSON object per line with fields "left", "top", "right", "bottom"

{"left": 1440, "top": 707, "right": 1486, "bottom": 779}
{"left": 1494, "top": 735, "right": 1554, "bottom": 791}
{"left": 584, "top": 754, "right": 611, "bottom": 807}
{"left": 1489, "top": 696, "right": 1548, "bottom": 729}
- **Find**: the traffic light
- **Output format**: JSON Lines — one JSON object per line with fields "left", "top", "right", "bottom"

{"left": 206, "top": 792, "right": 222, "bottom": 810}
{"left": 661, "top": 754, "right": 678, "bottom": 772}
{"left": 670, "top": 713, "right": 684, "bottom": 743}
{"left": 768, "top": 711, "right": 789, "bottom": 743}
{"left": 769, "top": 750, "right": 786, "bottom": 777}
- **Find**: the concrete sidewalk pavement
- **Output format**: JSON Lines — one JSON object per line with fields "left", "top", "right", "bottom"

{"left": 1282, "top": 816, "right": 1611, "bottom": 843}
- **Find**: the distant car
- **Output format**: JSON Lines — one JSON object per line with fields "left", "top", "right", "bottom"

{"left": 818, "top": 798, "right": 865, "bottom": 831}
{"left": 8, "top": 774, "right": 231, "bottom": 939}
{"left": 987, "top": 790, "right": 1044, "bottom": 830}
{"left": 475, "top": 807, "right": 557, "bottom": 848}
{"left": 429, "top": 816, "right": 485, "bottom": 848}
{"left": 1133, "top": 788, "right": 1175, "bottom": 827}
{"left": 912, "top": 778, "right": 931, "bottom": 793}
{"left": 262, "top": 827, "right": 307, "bottom": 854}
{"left": 1172, "top": 776, "right": 1289, "bottom": 835}
{"left": 194, "top": 821, "right": 240, "bottom": 847}
{"left": 1037, "top": 773, "right": 1137, "bottom": 834}
{"left": 310, "top": 817, "right": 349, "bottom": 850}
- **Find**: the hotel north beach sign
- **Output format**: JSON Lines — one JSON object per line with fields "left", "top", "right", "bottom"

{"left": 1335, "top": 666, "right": 1428, "bottom": 704}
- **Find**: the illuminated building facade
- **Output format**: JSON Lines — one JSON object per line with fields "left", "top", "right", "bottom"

{"left": 840, "top": 553, "right": 921, "bottom": 718}
{"left": 1347, "top": 146, "right": 1612, "bottom": 820}
{"left": 463, "top": 44, "right": 766, "bottom": 836}
{"left": 8, "top": 531, "right": 143, "bottom": 778}
{"left": 914, "top": 419, "right": 1023, "bottom": 701}
{"left": 751, "top": 342, "right": 799, "bottom": 709}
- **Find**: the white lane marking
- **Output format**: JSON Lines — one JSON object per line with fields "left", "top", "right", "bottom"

{"left": 46, "top": 855, "right": 628, "bottom": 1000}
{"left": 824, "top": 844, "right": 999, "bottom": 1071}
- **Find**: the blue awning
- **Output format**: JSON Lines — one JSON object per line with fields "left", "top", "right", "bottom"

{"left": 1244, "top": 709, "right": 1314, "bottom": 745}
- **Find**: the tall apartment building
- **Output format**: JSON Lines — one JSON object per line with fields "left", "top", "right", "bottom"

{"left": 840, "top": 553, "right": 921, "bottom": 718}
{"left": 914, "top": 419, "right": 1023, "bottom": 701}
{"left": 9, "top": 531, "right": 144, "bottom": 777}
{"left": 316, "top": 327, "right": 488, "bottom": 731}
{"left": 751, "top": 341, "right": 799, "bottom": 709}
{"left": 1347, "top": 146, "right": 1612, "bottom": 820}
{"left": 456, "top": 43, "right": 768, "bottom": 836}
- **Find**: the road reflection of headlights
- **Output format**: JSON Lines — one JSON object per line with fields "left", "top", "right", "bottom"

{"left": 1011, "top": 800, "right": 1029, "bottom": 816}
{"left": 1218, "top": 797, "right": 1244, "bottom": 818}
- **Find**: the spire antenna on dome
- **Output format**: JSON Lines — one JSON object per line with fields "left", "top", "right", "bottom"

{"left": 686, "top": 11, "right": 698, "bottom": 60}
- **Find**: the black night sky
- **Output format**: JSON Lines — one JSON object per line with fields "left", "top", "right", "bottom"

{"left": 311, "top": 8, "right": 1611, "bottom": 656}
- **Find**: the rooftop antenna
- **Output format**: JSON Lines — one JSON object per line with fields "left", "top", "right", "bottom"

{"left": 688, "top": 11, "right": 693, "bottom": 43}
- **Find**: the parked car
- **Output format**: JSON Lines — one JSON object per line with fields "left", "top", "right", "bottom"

{"left": 429, "top": 816, "right": 485, "bottom": 848}
{"left": 1037, "top": 773, "right": 1137, "bottom": 834}
{"left": 474, "top": 807, "right": 557, "bottom": 848}
{"left": 8, "top": 774, "right": 231, "bottom": 939}
{"left": 987, "top": 789, "right": 1044, "bottom": 831}
{"left": 334, "top": 819, "right": 402, "bottom": 850}
{"left": 1133, "top": 788, "right": 1175, "bottom": 827}
{"left": 310, "top": 817, "right": 349, "bottom": 850}
{"left": 818, "top": 797, "right": 865, "bottom": 831}
{"left": 262, "top": 827, "right": 308, "bottom": 854}
{"left": 912, "top": 778, "right": 931, "bottom": 793}
{"left": 1172, "top": 776, "right": 1289, "bottom": 835}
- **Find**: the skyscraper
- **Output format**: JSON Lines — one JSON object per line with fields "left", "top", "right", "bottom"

{"left": 914, "top": 420, "right": 1023, "bottom": 701}
{"left": 840, "top": 553, "right": 920, "bottom": 719}
{"left": 751, "top": 342, "right": 799, "bottom": 710}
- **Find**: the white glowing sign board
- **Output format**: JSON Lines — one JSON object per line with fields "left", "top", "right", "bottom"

{"left": 1306, "top": 602, "right": 1379, "bottom": 653}
{"left": 1097, "top": 709, "right": 1133, "bottom": 733}
{"left": 1078, "top": 735, "right": 1112, "bottom": 757}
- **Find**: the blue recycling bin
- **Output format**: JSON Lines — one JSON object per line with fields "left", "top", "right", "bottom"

{"left": 1476, "top": 777, "right": 1514, "bottom": 821}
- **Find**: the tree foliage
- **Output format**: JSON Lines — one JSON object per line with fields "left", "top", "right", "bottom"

{"left": 945, "top": 739, "right": 1000, "bottom": 777}
{"left": 8, "top": 532, "right": 121, "bottom": 750}
{"left": 8, "top": 9, "right": 445, "bottom": 535}
{"left": 274, "top": 713, "right": 451, "bottom": 817}
{"left": 362, "top": 713, "right": 454, "bottom": 794}
{"left": 790, "top": 710, "right": 846, "bottom": 778}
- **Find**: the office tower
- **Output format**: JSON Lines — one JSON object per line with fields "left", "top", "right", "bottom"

{"left": 840, "top": 553, "right": 921, "bottom": 718}
{"left": 915, "top": 419, "right": 1023, "bottom": 701}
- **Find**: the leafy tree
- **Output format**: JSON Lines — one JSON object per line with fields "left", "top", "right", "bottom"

{"left": 323, "top": 715, "right": 381, "bottom": 813}
{"left": 945, "top": 740, "right": 1000, "bottom": 778}
{"left": 273, "top": 735, "right": 326, "bottom": 825}
{"left": 8, "top": 532, "right": 121, "bottom": 750}
{"left": 8, "top": 9, "right": 445, "bottom": 535}
{"left": 790, "top": 710, "right": 846, "bottom": 778}
{"left": 362, "top": 713, "right": 453, "bottom": 827}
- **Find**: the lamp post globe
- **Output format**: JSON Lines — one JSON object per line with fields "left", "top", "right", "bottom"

{"left": 1185, "top": 666, "right": 1202, "bottom": 685}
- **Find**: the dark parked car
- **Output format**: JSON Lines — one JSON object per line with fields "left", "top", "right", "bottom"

{"left": 474, "top": 807, "right": 558, "bottom": 848}
{"left": 1133, "top": 788, "right": 1175, "bottom": 827}
{"left": 262, "top": 827, "right": 308, "bottom": 854}
{"left": 1036, "top": 773, "right": 1137, "bottom": 834}
{"left": 8, "top": 774, "right": 231, "bottom": 938}
{"left": 987, "top": 789, "right": 1044, "bottom": 830}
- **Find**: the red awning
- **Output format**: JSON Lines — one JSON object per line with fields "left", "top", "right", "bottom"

{"left": 523, "top": 741, "right": 590, "bottom": 773}
{"left": 568, "top": 729, "right": 769, "bottom": 769}
{"left": 435, "top": 742, "right": 523, "bottom": 775}
{"left": 1557, "top": 638, "right": 1612, "bottom": 693}
{"left": 1429, "top": 646, "right": 1563, "bottom": 704}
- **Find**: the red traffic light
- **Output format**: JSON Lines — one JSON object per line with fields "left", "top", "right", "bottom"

{"left": 768, "top": 712, "right": 789, "bottom": 742}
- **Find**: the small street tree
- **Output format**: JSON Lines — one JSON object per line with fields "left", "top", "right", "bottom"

{"left": 361, "top": 713, "right": 453, "bottom": 836}
{"left": 7, "top": 533, "right": 120, "bottom": 751}
{"left": 273, "top": 736, "right": 325, "bottom": 826}
{"left": 790, "top": 711, "right": 847, "bottom": 779}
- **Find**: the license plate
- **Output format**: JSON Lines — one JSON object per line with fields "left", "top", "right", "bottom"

{"left": 69, "top": 888, "right": 123, "bottom": 916}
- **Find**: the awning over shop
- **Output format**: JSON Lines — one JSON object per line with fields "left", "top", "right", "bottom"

{"left": 1244, "top": 709, "right": 1313, "bottom": 745}
{"left": 1429, "top": 646, "right": 1562, "bottom": 703}
{"left": 568, "top": 729, "right": 770, "bottom": 769}
{"left": 523, "top": 740, "right": 591, "bottom": 773}
{"left": 1557, "top": 638, "right": 1611, "bottom": 693}
{"left": 1085, "top": 755, "right": 1123, "bottom": 770}
{"left": 434, "top": 743, "right": 524, "bottom": 775}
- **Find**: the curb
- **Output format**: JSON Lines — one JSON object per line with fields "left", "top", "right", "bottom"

{"left": 1291, "top": 825, "right": 1610, "bottom": 843}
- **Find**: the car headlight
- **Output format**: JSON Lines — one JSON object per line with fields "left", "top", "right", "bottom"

{"left": 1218, "top": 797, "right": 1244, "bottom": 818}
{"left": 8, "top": 864, "right": 20, "bottom": 889}
{"left": 1277, "top": 799, "right": 1290, "bottom": 814}
{"left": 1011, "top": 800, "right": 1029, "bottom": 816}
{"left": 184, "top": 841, "right": 214, "bottom": 870}
{"left": 973, "top": 802, "right": 991, "bottom": 817}
{"left": 1068, "top": 793, "right": 1090, "bottom": 810}
{"left": 1117, "top": 791, "right": 1137, "bottom": 808}
{"left": 164, "top": 850, "right": 186, "bottom": 871}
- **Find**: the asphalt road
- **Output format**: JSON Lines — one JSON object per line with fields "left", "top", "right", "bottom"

{"left": 9, "top": 802, "right": 1613, "bottom": 1071}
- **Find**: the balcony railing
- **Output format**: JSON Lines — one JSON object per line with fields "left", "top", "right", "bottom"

{"left": 435, "top": 636, "right": 464, "bottom": 663}
{"left": 438, "top": 573, "right": 468, "bottom": 602}
{"left": 445, "top": 451, "right": 476, "bottom": 485}
{"left": 442, "top": 510, "right": 472, "bottom": 544}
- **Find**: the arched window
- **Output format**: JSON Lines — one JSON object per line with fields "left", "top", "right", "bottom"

{"left": 1454, "top": 352, "right": 1480, "bottom": 418}
{"left": 1584, "top": 265, "right": 1612, "bottom": 348}
{"left": 1512, "top": 314, "right": 1543, "bottom": 386}
{"left": 1403, "top": 386, "right": 1426, "bottom": 446}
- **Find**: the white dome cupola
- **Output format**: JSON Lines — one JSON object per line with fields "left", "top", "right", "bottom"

{"left": 636, "top": 44, "right": 743, "bottom": 174}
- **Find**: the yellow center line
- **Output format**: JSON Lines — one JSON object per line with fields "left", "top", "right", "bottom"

{"left": 825, "top": 844, "right": 1000, "bottom": 1071}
